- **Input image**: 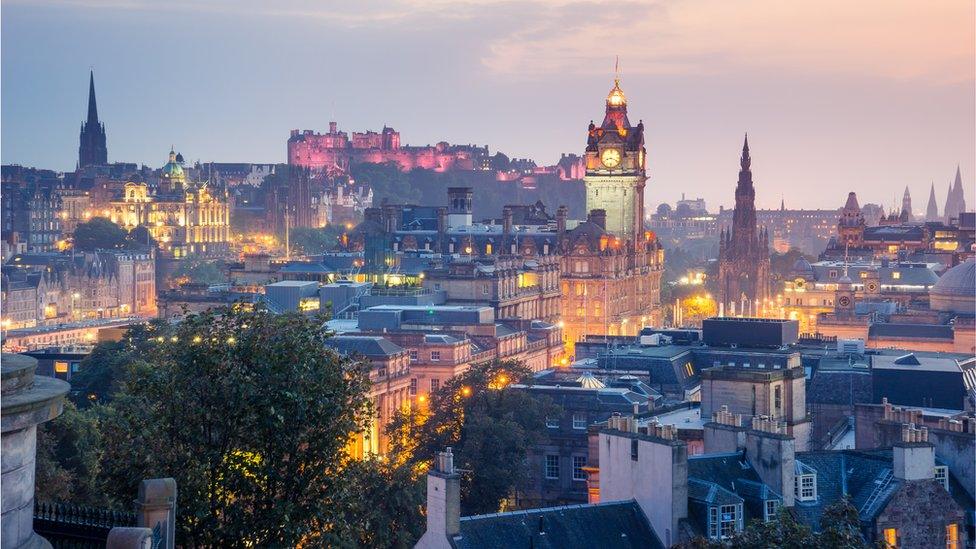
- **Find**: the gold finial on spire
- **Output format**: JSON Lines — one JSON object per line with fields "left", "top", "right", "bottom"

{"left": 607, "top": 56, "right": 626, "bottom": 107}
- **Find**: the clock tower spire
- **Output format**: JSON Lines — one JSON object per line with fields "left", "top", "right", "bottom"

{"left": 583, "top": 72, "right": 646, "bottom": 243}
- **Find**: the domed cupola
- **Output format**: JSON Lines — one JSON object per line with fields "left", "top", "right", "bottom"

{"left": 930, "top": 258, "right": 975, "bottom": 315}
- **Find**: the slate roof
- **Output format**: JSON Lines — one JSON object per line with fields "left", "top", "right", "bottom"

{"left": 451, "top": 500, "right": 664, "bottom": 549}
{"left": 324, "top": 335, "right": 405, "bottom": 358}
{"left": 807, "top": 369, "right": 872, "bottom": 406}
{"left": 686, "top": 452, "right": 780, "bottom": 528}
{"left": 868, "top": 323, "right": 953, "bottom": 340}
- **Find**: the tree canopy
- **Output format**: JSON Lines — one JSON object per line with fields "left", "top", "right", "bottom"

{"left": 290, "top": 225, "right": 345, "bottom": 255}
{"left": 72, "top": 217, "right": 129, "bottom": 250}
{"left": 351, "top": 161, "right": 421, "bottom": 205}
{"left": 91, "top": 306, "right": 376, "bottom": 546}
{"left": 387, "top": 360, "right": 559, "bottom": 515}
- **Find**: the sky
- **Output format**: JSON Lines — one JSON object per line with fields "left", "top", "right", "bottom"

{"left": 1, "top": 0, "right": 973, "bottom": 211}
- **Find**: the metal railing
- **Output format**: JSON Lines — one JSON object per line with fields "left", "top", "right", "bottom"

{"left": 34, "top": 501, "right": 137, "bottom": 548}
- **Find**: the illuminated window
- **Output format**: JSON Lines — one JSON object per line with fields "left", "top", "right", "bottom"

{"left": 545, "top": 455, "right": 559, "bottom": 479}
{"left": 573, "top": 456, "right": 587, "bottom": 480}
{"left": 946, "top": 523, "right": 959, "bottom": 549}
{"left": 884, "top": 528, "right": 897, "bottom": 548}
{"left": 54, "top": 361, "right": 69, "bottom": 374}
{"left": 684, "top": 363, "right": 694, "bottom": 376}
{"left": 892, "top": 271, "right": 901, "bottom": 279}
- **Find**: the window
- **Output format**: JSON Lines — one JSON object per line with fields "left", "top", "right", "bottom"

{"left": 935, "top": 466, "right": 949, "bottom": 491}
{"left": 409, "top": 378, "right": 418, "bottom": 395}
{"left": 795, "top": 474, "right": 817, "bottom": 501}
{"left": 829, "top": 270, "right": 838, "bottom": 279}
{"left": 774, "top": 386, "right": 782, "bottom": 412}
{"left": 572, "top": 413, "right": 587, "bottom": 430}
{"left": 544, "top": 455, "right": 559, "bottom": 479}
{"left": 764, "top": 500, "right": 779, "bottom": 522}
{"left": 409, "top": 350, "right": 418, "bottom": 362}
{"left": 546, "top": 416, "right": 559, "bottom": 428}
{"left": 54, "top": 361, "right": 69, "bottom": 374}
{"left": 430, "top": 378, "right": 440, "bottom": 392}
{"left": 719, "top": 504, "right": 739, "bottom": 539}
{"left": 708, "top": 507, "right": 718, "bottom": 538}
{"left": 482, "top": 284, "right": 490, "bottom": 295}
{"left": 631, "top": 439, "right": 638, "bottom": 461}
{"left": 946, "top": 523, "right": 959, "bottom": 549}
{"left": 684, "top": 363, "right": 694, "bottom": 376}
{"left": 892, "top": 271, "right": 901, "bottom": 280}
{"left": 430, "top": 350, "right": 441, "bottom": 361}
{"left": 573, "top": 456, "right": 587, "bottom": 481}
{"left": 883, "top": 528, "right": 897, "bottom": 548}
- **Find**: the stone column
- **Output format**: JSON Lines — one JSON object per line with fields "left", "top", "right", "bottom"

{"left": 1, "top": 353, "right": 70, "bottom": 549}
{"left": 135, "top": 478, "right": 177, "bottom": 549}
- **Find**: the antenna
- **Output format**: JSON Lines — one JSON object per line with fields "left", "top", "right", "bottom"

{"left": 614, "top": 55, "right": 620, "bottom": 82}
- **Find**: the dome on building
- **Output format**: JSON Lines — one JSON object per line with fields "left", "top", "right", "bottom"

{"left": 576, "top": 371, "right": 606, "bottom": 389}
{"left": 930, "top": 258, "right": 975, "bottom": 315}
{"left": 161, "top": 149, "right": 185, "bottom": 183}
{"left": 656, "top": 203, "right": 672, "bottom": 216}
{"left": 790, "top": 257, "right": 814, "bottom": 279}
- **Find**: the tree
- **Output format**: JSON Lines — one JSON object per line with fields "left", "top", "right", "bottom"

{"left": 290, "top": 225, "right": 345, "bottom": 255}
{"left": 337, "top": 459, "right": 426, "bottom": 548}
{"left": 387, "top": 360, "right": 559, "bottom": 515}
{"left": 73, "top": 217, "right": 128, "bottom": 250}
{"left": 35, "top": 402, "right": 104, "bottom": 505}
{"left": 351, "top": 161, "right": 421, "bottom": 205}
{"left": 95, "top": 306, "right": 374, "bottom": 546}
{"left": 68, "top": 322, "right": 162, "bottom": 406}
{"left": 171, "top": 258, "right": 227, "bottom": 285}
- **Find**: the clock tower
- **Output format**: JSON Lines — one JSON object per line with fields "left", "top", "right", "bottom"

{"left": 583, "top": 78, "right": 646, "bottom": 243}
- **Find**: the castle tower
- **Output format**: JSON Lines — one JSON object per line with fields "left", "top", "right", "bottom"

{"left": 838, "top": 192, "right": 865, "bottom": 247}
{"left": 78, "top": 70, "right": 108, "bottom": 168}
{"left": 717, "top": 135, "right": 771, "bottom": 313}
{"left": 582, "top": 76, "right": 646, "bottom": 244}
{"left": 901, "top": 186, "right": 913, "bottom": 221}
{"left": 925, "top": 182, "right": 939, "bottom": 221}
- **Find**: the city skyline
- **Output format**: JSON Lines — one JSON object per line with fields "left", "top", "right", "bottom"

{"left": 1, "top": 0, "right": 974, "bottom": 210}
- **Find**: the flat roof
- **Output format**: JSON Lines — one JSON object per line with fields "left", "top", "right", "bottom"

{"left": 644, "top": 406, "right": 704, "bottom": 430}
{"left": 872, "top": 354, "right": 962, "bottom": 373}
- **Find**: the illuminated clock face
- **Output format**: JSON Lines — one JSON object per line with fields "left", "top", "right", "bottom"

{"left": 838, "top": 296, "right": 852, "bottom": 307}
{"left": 601, "top": 148, "right": 621, "bottom": 168}
{"left": 866, "top": 282, "right": 878, "bottom": 293}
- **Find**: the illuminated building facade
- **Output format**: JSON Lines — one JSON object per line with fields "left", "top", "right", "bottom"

{"left": 108, "top": 150, "right": 231, "bottom": 258}
{"left": 717, "top": 137, "right": 771, "bottom": 314}
{"left": 288, "top": 122, "right": 490, "bottom": 174}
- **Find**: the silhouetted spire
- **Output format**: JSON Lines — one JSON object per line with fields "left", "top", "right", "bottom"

{"left": 87, "top": 70, "right": 99, "bottom": 125}
{"left": 925, "top": 182, "right": 939, "bottom": 221}
{"left": 953, "top": 165, "right": 966, "bottom": 213}
{"left": 901, "top": 186, "right": 913, "bottom": 221}
{"left": 740, "top": 134, "right": 751, "bottom": 170}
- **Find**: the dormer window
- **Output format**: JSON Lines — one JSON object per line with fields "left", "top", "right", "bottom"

{"left": 935, "top": 465, "right": 949, "bottom": 491}
{"left": 708, "top": 504, "right": 743, "bottom": 539}
{"left": 795, "top": 473, "right": 817, "bottom": 501}
{"left": 764, "top": 500, "right": 780, "bottom": 522}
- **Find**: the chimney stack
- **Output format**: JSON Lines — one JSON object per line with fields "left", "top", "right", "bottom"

{"left": 745, "top": 416, "right": 796, "bottom": 507}
{"left": 893, "top": 424, "right": 935, "bottom": 481}
{"left": 502, "top": 206, "right": 513, "bottom": 238}
{"left": 416, "top": 448, "right": 461, "bottom": 549}
{"left": 703, "top": 405, "right": 747, "bottom": 454}
{"left": 589, "top": 209, "right": 607, "bottom": 230}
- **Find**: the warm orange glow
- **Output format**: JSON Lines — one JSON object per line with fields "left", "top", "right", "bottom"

{"left": 461, "top": 386, "right": 472, "bottom": 397}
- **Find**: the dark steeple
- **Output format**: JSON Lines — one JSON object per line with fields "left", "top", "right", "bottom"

{"left": 87, "top": 70, "right": 99, "bottom": 125}
{"left": 925, "top": 182, "right": 939, "bottom": 221}
{"left": 79, "top": 70, "right": 108, "bottom": 168}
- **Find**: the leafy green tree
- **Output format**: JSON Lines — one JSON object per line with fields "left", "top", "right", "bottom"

{"left": 351, "top": 161, "right": 421, "bottom": 205}
{"left": 73, "top": 217, "right": 128, "bottom": 250}
{"left": 337, "top": 459, "right": 426, "bottom": 548}
{"left": 290, "top": 225, "right": 345, "bottom": 255}
{"left": 69, "top": 323, "right": 162, "bottom": 406}
{"left": 35, "top": 402, "right": 104, "bottom": 505}
{"left": 96, "top": 306, "right": 374, "bottom": 547}
{"left": 387, "top": 360, "right": 559, "bottom": 515}
{"left": 171, "top": 258, "right": 227, "bottom": 285}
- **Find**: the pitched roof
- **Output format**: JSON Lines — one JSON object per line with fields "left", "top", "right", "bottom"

{"left": 451, "top": 500, "right": 664, "bottom": 549}
{"left": 325, "top": 335, "right": 405, "bottom": 358}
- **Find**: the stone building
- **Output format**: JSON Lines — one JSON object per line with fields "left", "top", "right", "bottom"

{"left": 288, "top": 121, "right": 490, "bottom": 174}
{"left": 717, "top": 137, "right": 771, "bottom": 315}
{"left": 108, "top": 149, "right": 230, "bottom": 258}
{"left": 324, "top": 335, "right": 412, "bottom": 458}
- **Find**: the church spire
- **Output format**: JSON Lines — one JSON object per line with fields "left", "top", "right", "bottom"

{"left": 925, "top": 182, "right": 939, "bottom": 221}
{"left": 740, "top": 134, "right": 751, "bottom": 171}
{"left": 87, "top": 70, "right": 99, "bottom": 125}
